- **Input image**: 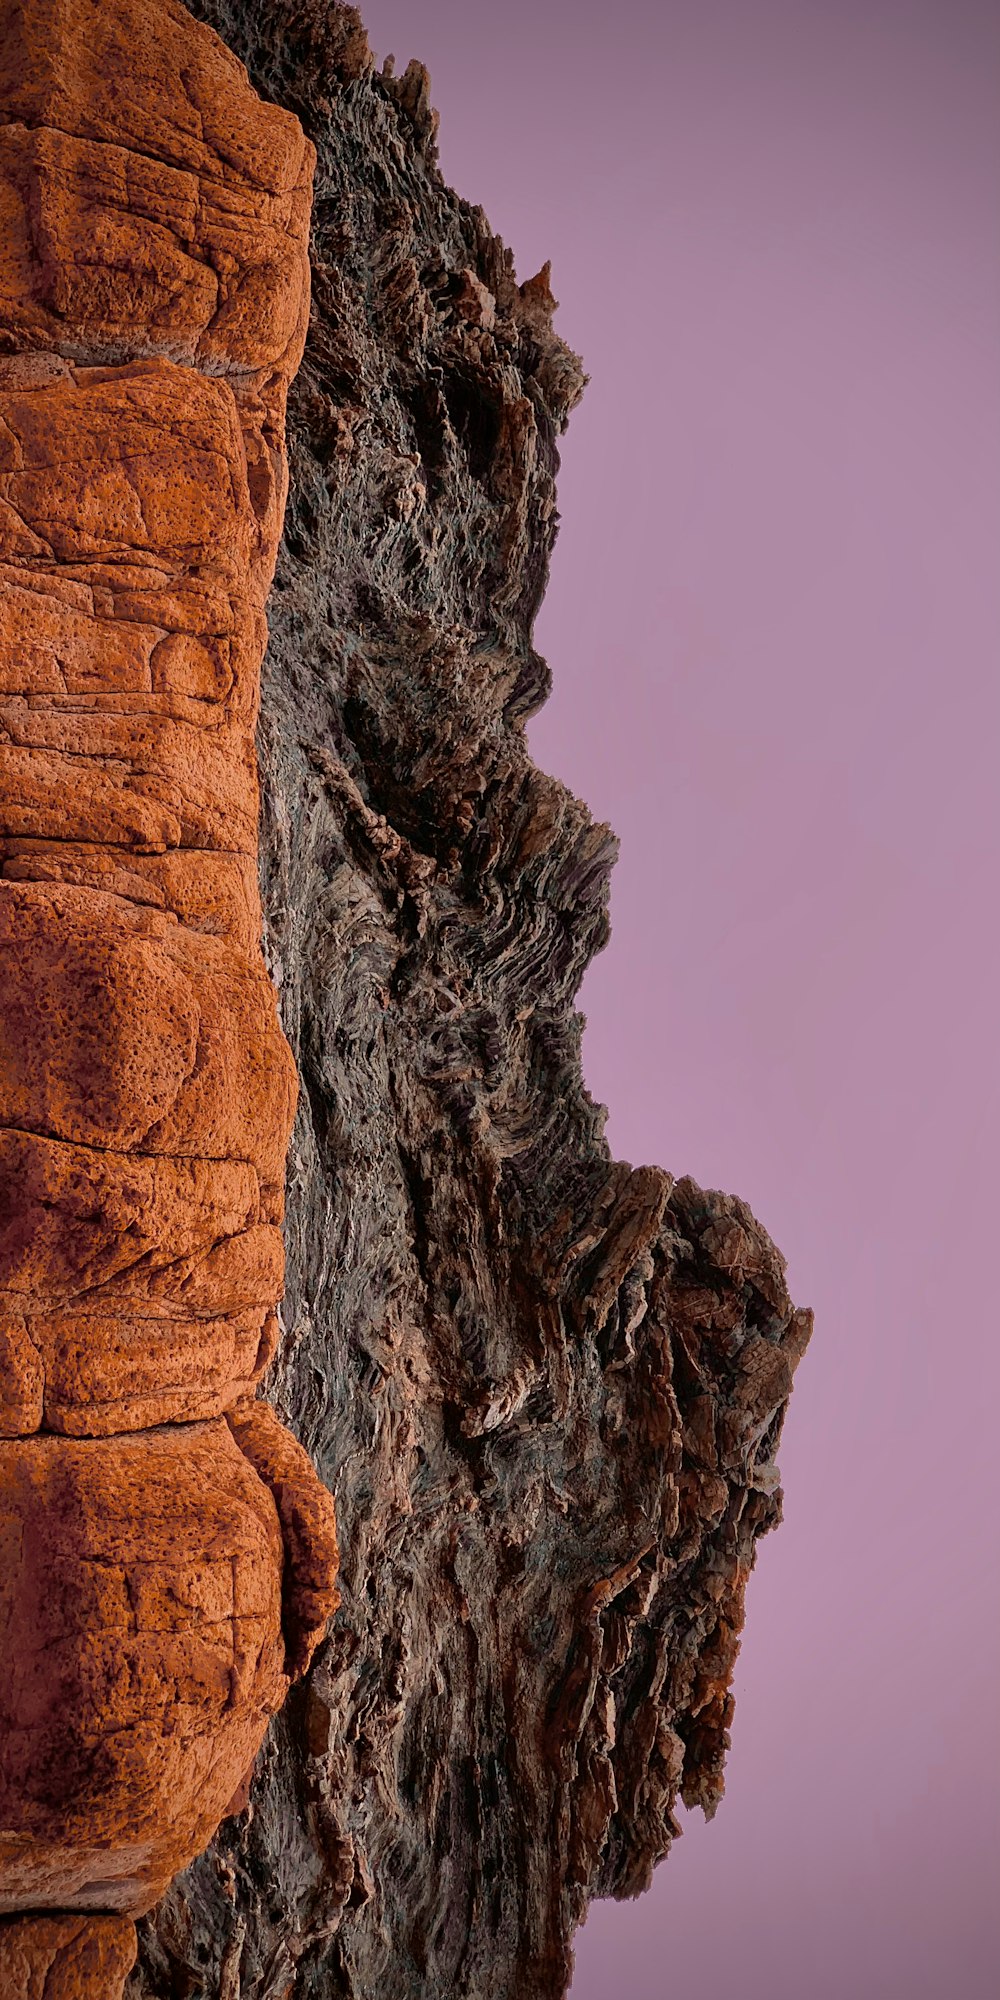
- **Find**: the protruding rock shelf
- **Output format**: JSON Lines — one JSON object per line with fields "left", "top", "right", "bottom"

{"left": 0, "top": 1, "right": 339, "bottom": 1988}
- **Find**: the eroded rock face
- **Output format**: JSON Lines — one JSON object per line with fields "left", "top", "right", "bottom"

{"left": 0, "top": 1, "right": 811, "bottom": 1992}
{"left": 0, "top": 1422, "right": 288, "bottom": 1912}
{"left": 115, "top": 6, "right": 812, "bottom": 1998}
{"left": 0, "top": 1914, "right": 137, "bottom": 1999}
{"left": 0, "top": 0, "right": 338, "bottom": 1982}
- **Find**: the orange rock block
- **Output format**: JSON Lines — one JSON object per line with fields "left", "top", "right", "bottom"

{"left": 0, "top": 1125, "right": 282, "bottom": 1301}
{"left": 0, "top": 881, "right": 297, "bottom": 1181}
{"left": 0, "top": 841, "right": 264, "bottom": 951}
{"left": 0, "top": 358, "right": 267, "bottom": 856}
{"left": 0, "top": 0, "right": 337, "bottom": 1961}
{"left": 0, "top": 1305, "right": 278, "bottom": 1437}
{"left": 0, "top": 1422, "right": 289, "bottom": 1912}
{"left": 0, "top": 0, "right": 313, "bottom": 376}
{"left": 226, "top": 1397, "right": 341, "bottom": 1681}
{"left": 0, "top": 1914, "right": 137, "bottom": 1998}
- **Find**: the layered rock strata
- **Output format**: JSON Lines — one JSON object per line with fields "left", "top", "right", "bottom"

{"left": 0, "top": 0, "right": 339, "bottom": 1987}
{"left": 116, "top": 6, "right": 813, "bottom": 1998}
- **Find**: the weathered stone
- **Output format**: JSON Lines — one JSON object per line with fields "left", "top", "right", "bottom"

{"left": 225, "top": 1396, "right": 341, "bottom": 1682}
{"left": 0, "top": 0, "right": 312, "bottom": 376}
{"left": 0, "top": 1914, "right": 137, "bottom": 1999}
{"left": 0, "top": 843, "right": 263, "bottom": 950}
{"left": 0, "top": 1, "right": 337, "bottom": 1984}
{"left": 0, "top": 0, "right": 812, "bottom": 1992}
{"left": 0, "top": 1128, "right": 280, "bottom": 1302}
{"left": 0, "top": 882, "right": 297, "bottom": 1179}
{"left": 0, "top": 1305, "right": 278, "bottom": 1437}
{"left": 119, "top": 8, "right": 812, "bottom": 1997}
{"left": 0, "top": 1421, "right": 289, "bottom": 1914}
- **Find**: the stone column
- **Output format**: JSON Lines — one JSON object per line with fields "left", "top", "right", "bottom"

{"left": 0, "top": 1, "right": 339, "bottom": 1985}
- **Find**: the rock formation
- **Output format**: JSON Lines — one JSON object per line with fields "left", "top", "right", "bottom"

{"left": 0, "top": 0, "right": 339, "bottom": 1988}
{"left": 119, "top": 6, "right": 809, "bottom": 1997}
{"left": 0, "top": 2, "right": 812, "bottom": 1995}
{"left": 0, "top": 1914, "right": 138, "bottom": 1999}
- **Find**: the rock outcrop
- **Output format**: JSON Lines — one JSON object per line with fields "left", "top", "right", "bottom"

{"left": 0, "top": 2, "right": 811, "bottom": 1994}
{"left": 114, "top": 6, "right": 810, "bottom": 1998}
{"left": 0, "top": 1914, "right": 138, "bottom": 1999}
{"left": 0, "top": 0, "right": 339, "bottom": 1986}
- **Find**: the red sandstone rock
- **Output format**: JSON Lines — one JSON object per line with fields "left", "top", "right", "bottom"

{"left": 0, "top": 1914, "right": 137, "bottom": 1998}
{"left": 0, "top": 0, "right": 313, "bottom": 377}
{"left": 0, "top": 842, "right": 264, "bottom": 950}
{"left": 0, "top": 1305, "right": 278, "bottom": 1436}
{"left": 0, "top": 1421, "right": 289, "bottom": 1912}
{"left": 0, "top": 881, "right": 297, "bottom": 1179}
{"left": 0, "top": 1129, "right": 280, "bottom": 1303}
{"left": 226, "top": 1396, "right": 341, "bottom": 1680}
{"left": 0, "top": 0, "right": 337, "bottom": 1977}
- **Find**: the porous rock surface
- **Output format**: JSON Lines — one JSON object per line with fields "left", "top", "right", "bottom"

{"left": 0, "top": 1421, "right": 288, "bottom": 1911}
{"left": 0, "top": 1913, "right": 138, "bottom": 1998}
{"left": 0, "top": 0, "right": 339, "bottom": 1980}
{"left": 111, "top": 6, "right": 813, "bottom": 1998}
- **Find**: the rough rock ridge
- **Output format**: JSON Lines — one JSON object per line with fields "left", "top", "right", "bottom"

{"left": 106, "top": 6, "right": 813, "bottom": 1999}
{"left": 0, "top": 0, "right": 339, "bottom": 1988}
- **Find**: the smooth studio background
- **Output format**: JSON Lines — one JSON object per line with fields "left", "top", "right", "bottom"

{"left": 361, "top": 5, "right": 1000, "bottom": 1995}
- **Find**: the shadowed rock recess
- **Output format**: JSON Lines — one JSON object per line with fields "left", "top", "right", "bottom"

{"left": 110, "top": 3, "right": 810, "bottom": 1996}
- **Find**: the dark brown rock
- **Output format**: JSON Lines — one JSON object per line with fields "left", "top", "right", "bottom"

{"left": 118, "top": 5, "right": 814, "bottom": 1998}
{"left": 0, "top": 1420, "right": 289, "bottom": 1914}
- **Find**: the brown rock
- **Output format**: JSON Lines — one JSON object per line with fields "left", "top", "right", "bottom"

{"left": 0, "top": 882, "right": 297, "bottom": 1185}
{"left": 0, "top": 555, "right": 267, "bottom": 728}
{"left": 116, "top": 7, "right": 814, "bottom": 1996}
{"left": 0, "top": 1914, "right": 137, "bottom": 1998}
{"left": 0, "top": 1421, "right": 289, "bottom": 1914}
{"left": 0, "top": 1306, "right": 277, "bottom": 1437}
{"left": 0, "top": 0, "right": 813, "bottom": 1992}
{"left": 0, "top": 1126, "right": 281, "bottom": 1303}
{"left": 0, "top": 0, "right": 314, "bottom": 376}
{"left": 0, "top": 362, "right": 254, "bottom": 567}
{"left": 225, "top": 1396, "right": 341, "bottom": 1680}
{"left": 0, "top": 843, "right": 264, "bottom": 951}
{"left": 0, "top": 0, "right": 337, "bottom": 1963}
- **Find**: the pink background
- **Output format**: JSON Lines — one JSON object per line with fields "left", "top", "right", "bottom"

{"left": 362, "top": 4, "right": 1000, "bottom": 1993}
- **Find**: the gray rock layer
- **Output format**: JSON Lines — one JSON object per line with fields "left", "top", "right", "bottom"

{"left": 128, "top": 6, "right": 812, "bottom": 1996}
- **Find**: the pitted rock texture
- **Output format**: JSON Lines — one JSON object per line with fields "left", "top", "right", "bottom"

{"left": 0, "top": 0, "right": 339, "bottom": 1977}
{"left": 0, "top": 1421, "right": 289, "bottom": 1912}
{"left": 109, "top": 6, "right": 814, "bottom": 1999}
{"left": 0, "top": 0, "right": 314, "bottom": 374}
{"left": 0, "top": 1914, "right": 137, "bottom": 1998}
{"left": 0, "top": 0, "right": 311, "bottom": 1440}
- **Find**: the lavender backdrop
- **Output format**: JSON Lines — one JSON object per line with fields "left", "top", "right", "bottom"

{"left": 361, "top": 4, "right": 1000, "bottom": 1993}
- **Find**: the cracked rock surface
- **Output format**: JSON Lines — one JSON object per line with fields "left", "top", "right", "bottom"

{"left": 0, "top": 0, "right": 338, "bottom": 1976}
{"left": 115, "top": 6, "right": 815, "bottom": 1998}
{"left": 0, "top": 1914, "right": 138, "bottom": 1998}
